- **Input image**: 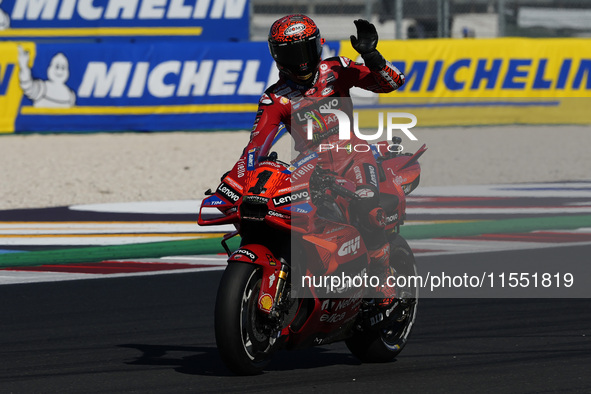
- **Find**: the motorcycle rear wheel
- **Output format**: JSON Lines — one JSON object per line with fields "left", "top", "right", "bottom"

{"left": 345, "top": 235, "right": 418, "bottom": 363}
{"left": 215, "top": 262, "right": 274, "bottom": 375}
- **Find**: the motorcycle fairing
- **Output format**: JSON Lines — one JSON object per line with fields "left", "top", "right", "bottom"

{"left": 198, "top": 195, "right": 238, "bottom": 226}
{"left": 200, "top": 195, "right": 229, "bottom": 208}
{"left": 228, "top": 244, "right": 281, "bottom": 314}
{"left": 300, "top": 222, "right": 368, "bottom": 276}
{"left": 283, "top": 289, "right": 365, "bottom": 350}
{"left": 378, "top": 143, "right": 427, "bottom": 196}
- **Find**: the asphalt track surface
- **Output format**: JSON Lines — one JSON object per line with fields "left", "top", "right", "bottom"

{"left": 1, "top": 246, "right": 591, "bottom": 393}
{"left": 2, "top": 182, "right": 591, "bottom": 392}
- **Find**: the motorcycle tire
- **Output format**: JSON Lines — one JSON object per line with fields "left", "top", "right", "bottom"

{"left": 345, "top": 234, "right": 418, "bottom": 363}
{"left": 214, "top": 262, "right": 274, "bottom": 375}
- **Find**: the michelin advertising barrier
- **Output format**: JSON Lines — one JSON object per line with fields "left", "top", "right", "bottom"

{"left": 342, "top": 38, "right": 591, "bottom": 127}
{"left": 0, "top": 38, "right": 590, "bottom": 134}
{"left": 0, "top": 40, "right": 285, "bottom": 133}
{"left": 0, "top": 0, "right": 249, "bottom": 41}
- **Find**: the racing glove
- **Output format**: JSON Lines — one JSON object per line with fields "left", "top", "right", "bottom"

{"left": 350, "top": 19, "right": 386, "bottom": 70}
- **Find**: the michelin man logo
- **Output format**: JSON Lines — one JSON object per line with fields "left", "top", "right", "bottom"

{"left": 17, "top": 45, "right": 76, "bottom": 108}
{"left": 0, "top": 0, "right": 9, "bottom": 30}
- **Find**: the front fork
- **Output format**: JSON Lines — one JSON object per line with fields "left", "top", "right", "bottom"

{"left": 269, "top": 261, "right": 290, "bottom": 323}
{"left": 256, "top": 260, "right": 291, "bottom": 345}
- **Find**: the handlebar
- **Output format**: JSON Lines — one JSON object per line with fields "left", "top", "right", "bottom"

{"left": 311, "top": 167, "right": 360, "bottom": 202}
{"left": 258, "top": 152, "right": 278, "bottom": 162}
{"left": 327, "top": 180, "right": 360, "bottom": 201}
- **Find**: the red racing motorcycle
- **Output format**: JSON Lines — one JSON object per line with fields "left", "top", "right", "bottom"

{"left": 198, "top": 132, "right": 426, "bottom": 375}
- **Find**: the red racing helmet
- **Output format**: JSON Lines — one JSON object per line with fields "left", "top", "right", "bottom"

{"left": 268, "top": 14, "right": 323, "bottom": 84}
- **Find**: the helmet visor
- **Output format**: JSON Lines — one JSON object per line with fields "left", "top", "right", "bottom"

{"left": 270, "top": 36, "right": 322, "bottom": 77}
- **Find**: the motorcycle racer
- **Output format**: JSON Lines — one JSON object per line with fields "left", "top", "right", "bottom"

{"left": 238, "top": 14, "right": 405, "bottom": 304}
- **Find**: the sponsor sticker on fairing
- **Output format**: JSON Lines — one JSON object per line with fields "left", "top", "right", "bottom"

{"left": 385, "top": 212, "right": 399, "bottom": 225}
{"left": 223, "top": 176, "right": 243, "bottom": 192}
{"left": 285, "top": 202, "right": 313, "bottom": 213}
{"left": 291, "top": 163, "right": 315, "bottom": 181}
{"left": 266, "top": 253, "right": 277, "bottom": 266}
{"left": 236, "top": 158, "right": 246, "bottom": 178}
{"left": 282, "top": 165, "right": 297, "bottom": 175}
{"left": 370, "top": 144, "right": 381, "bottom": 160}
{"left": 363, "top": 163, "right": 379, "bottom": 188}
{"left": 247, "top": 148, "right": 257, "bottom": 170}
{"left": 232, "top": 248, "right": 258, "bottom": 261}
{"left": 272, "top": 190, "right": 310, "bottom": 207}
{"left": 267, "top": 210, "right": 290, "bottom": 219}
{"left": 258, "top": 293, "right": 273, "bottom": 312}
{"left": 217, "top": 182, "right": 241, "bottom": 203}
{"left": 203, "top": 195, "right": 227, "bottom": 206}
{"left": 338, "top": 236, "right": 361, "bottom": 256}
{"left": 243, "top": 195, "right": 269, "bottom": 204}
{"left": 295, "top": 152, "right": 318, "bottom": 168}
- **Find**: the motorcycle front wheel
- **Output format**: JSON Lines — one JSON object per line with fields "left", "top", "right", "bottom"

{"left": 214, "top": 262, "right": 274, "bottom": 375}
{"left": 345, "top": 234, "right": 418, "bottom": 363}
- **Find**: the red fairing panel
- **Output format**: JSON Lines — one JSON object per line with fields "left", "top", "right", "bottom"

{"left": 228, "top": 244, "right": 282, "bottom": 314}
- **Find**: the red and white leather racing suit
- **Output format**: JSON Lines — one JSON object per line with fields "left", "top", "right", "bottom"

{"left": 244, "top": 55, "right": 404, "bottom": 156}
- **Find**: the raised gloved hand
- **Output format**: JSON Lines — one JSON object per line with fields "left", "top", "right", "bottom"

{"left": 350, "top": 19, "right": 385, "bottom": 70}
{"left": 350, "top": 19, "right": 379, "bottom": 55}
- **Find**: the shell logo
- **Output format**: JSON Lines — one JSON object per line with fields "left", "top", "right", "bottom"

{"left": 258, "top": 293, "right": 274, "bottom": 312}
